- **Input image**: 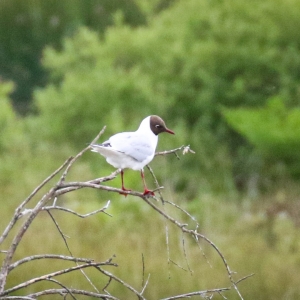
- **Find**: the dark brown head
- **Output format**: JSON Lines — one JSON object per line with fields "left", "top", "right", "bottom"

{"left": 150, "top": 115, "right": 175, "bottom": 136}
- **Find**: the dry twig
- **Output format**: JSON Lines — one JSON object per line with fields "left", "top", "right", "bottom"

{"left": 0, "top": 129, "right": 250, "bottom": 300}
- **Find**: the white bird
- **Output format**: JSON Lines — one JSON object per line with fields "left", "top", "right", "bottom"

{"left": 91, "top": 115, "right": 174, "bottom": 196}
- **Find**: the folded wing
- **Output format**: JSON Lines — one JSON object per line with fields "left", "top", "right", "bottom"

{"left": 109, "top": 132, "right": 154, "bottom": 162}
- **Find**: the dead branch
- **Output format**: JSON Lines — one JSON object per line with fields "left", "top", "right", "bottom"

{"left": 42, "top": 200, "right": 112, "bottom": 218}
{"left": 1, "top": 290, "right": 118, "bottom": 300}
{"left": 0, "top": 128, "right": 250, "bottom": 300}
{"left": 8, "top": 255, "right": 95, "bottom": 272}
{"left": 155, "top": 145, "right": 195, "bottom": 158}
{"left": 2, "top": 261, "right": 116, "bottom": 297}
{"left": 94, "top": 266, "right": 146, "bottom": 300}
{"left": 139, "top": 195, "right": 246, "bottom": 299}
{"left": 0, "top": 157, "right": 72, "bottom": 246}
{"left": 161, "top": 287, "right": 231, "bottom": 300}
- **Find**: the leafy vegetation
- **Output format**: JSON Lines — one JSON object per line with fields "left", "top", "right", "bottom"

{"left": 0, "top": 0, "right": 146, "bottom": 113}
{"left": 224, "top": 98, "right": 300, "bottom": 176}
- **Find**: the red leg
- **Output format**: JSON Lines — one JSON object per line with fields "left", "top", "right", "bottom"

{"left": 141, "top": 169, "right": 154, "bottom": 196}
{"left": 120, "top": 170, "right": 131, "bottom": 196}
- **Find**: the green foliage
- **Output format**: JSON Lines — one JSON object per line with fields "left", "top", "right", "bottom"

{"left": 0, "top": 81, "right": 18, "bottom": 151}
{"left": 224, "top": 98, "right": 300, "bottom": 175}
{"left": 0, "top": 81, "right": 15, "bottom": 127}
{"left": 0, "top": 81, "right": 36, "bottom": 195}
{"left": 0, "top": 0, "right": 146, "bottom": 113}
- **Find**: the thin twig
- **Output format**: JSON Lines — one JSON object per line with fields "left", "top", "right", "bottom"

{"left": 141, "top": 274, "right": 150, "bottom": 295}
{"left": 0, "top": 136, "right": 250, "bottom": 300}
{"left": 8, "top": 289, "right": 119, "bottom": 299}
{"left": 45, "top": 278, "right": 76, "bottom": 300}
{"left": 43, "top": 200, "right": 111, "bottom": 219}
{"left": 2, "top": 262, "right": 115, "bottom": 296}
{"left": 102, "top": 277, "right": 113, "bottom": 294}
{"left": 8, "top": 255, "right": 94, "bottom": 271}
{"left": 146, "top": 165, "right": 164, "bottom": 202}
{"left": 155, "top": 145, "right": 195, "bottom": 158}
{"left": 95, "top": 266, "right": 146, "bottom": 300}
{"left": 0, "top": 185, "right": 60, "bottom": 292}
{"left": 235, "top": 273, "right": 255, "bottom": 284}
{"left": 141, "top": 253, "right": 145, "bottom": 288}
{"left": 181, "top": 232, "right": 193, "bottom": 275}
{"left": 169, "top": 259, "right": 188, "bottom": 272}
{"left": 60, "top": 126, "right": 107, "bottom": 183}
{"left": 160, "top": 287, "right": 231, "bottom": 300}
{"left": 164, "top": 200, "right": 198, "bottom": 224}
{"left": 46, "top": 211, "right": 100, "bottom": 294}
{"left": 47, "top": 211, "right": 73, "bottom": 254}
{"left": 139, "top": 195, "right": 246, "bottom": 300}
{"left": 0, "top": 157, "right": 72, "bottom": 246}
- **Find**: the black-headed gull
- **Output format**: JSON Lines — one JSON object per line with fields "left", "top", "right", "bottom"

{"left": 91, "top": 115, "right": 174, "bottom": 196}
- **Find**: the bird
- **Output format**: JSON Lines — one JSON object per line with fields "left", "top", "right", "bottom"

{"left": 91, "top": 115, "right": 175, "bottom": 196}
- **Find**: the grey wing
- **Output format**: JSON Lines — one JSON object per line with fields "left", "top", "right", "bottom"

{"left": 109, "top": 132, "right": 153, "bottom": 162}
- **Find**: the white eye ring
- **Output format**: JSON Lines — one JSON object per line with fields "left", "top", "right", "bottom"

{"left": 155, "top": 124, "right": 162, "bottom": 128}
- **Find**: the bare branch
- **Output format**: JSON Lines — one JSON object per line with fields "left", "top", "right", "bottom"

{"left": 2, "top": 261, "right": 116, "bottom": 296}
{"left": 138, "top": 195, "right": 246, "bottom": 300}
{"left": 0, "top": 186, "right": 59, "bottom": 291}
{"left": 60, "top": 126, "right": 107, "bottom": 183}
{"left": 0, "top": 157, "right": 72, "bottom": 246}
{"left": 161, "top": 287, "right": 230, "bottom": 300}
{"left": 146, "top": 165, "right": 164, "bottom": 202}
{"left": 181, "top": 232, "right": 193, "bottom": 275}
{"left": 169, "top": 259, "right": 188, "bottom": 272}
{"left": 235, "top": 273, "right": 255, "bottom": 285}
{"left": 54, "top": 170, "right": 120, "bottom": 197}
{"left": 42, "top": 200, "right": 112, "bottom": 218}
{"left": 8, "top": 255, "right": 94, "bottom": 271}
{"left": 95, "top": 266, "right": 146, "bottom": 300}
{"left": 0, "top": 130, "right": 250, "bottom": 300}
{"left": 164, "top": 201, "right": 198, "bottom": 224}
{"left": 102, "top": 277, "right": 113, "bottom": 294}
{"left": 2, "top": 289, "right": 119, "bottom": 299}
{"left": 141, "top": 274, "right": 150, "bottom": 295}
{"left": 0, "top": 128, "right": 108, "bottom": 293}
{"left": 45, "top": 278, "right": 77, "bottom": 300}
{"left": 45, "top": 209, "right": 102, "bottom": 294}
{"left": 155, "top": 145, "right": 195, "bottom": 158}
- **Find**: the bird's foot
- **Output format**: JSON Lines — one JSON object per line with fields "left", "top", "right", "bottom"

{"left": 119, "top": 187, "right": 131, "bottom": 197}
{"left": 143, "top": 189, "right": 155, "bottom": 196}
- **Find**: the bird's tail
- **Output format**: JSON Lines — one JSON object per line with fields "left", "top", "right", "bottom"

{"left": 90, "top": 144, "right": 101, "bottom": 153}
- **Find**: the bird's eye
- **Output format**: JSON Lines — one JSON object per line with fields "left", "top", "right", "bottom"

{"left": 155, "top": 124, "right": 162, "bottom": 128}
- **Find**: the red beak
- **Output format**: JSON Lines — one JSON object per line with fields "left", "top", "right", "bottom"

{"left": 165, "top": 128, "right": 175, "bottom": 135}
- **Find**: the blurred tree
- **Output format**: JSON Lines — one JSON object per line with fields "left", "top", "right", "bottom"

{"left": 0, "top": 0, "right": 146, "bottom": 115}
{"left": 0, "top": 81, "right": 15, "bottom": 152}
{"left": 224, "top": 97, "right": 300, "bottom": 176}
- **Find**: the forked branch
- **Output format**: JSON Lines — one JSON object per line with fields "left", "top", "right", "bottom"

{"left": 0, "top": 128, "right": 251, "bottom": 299}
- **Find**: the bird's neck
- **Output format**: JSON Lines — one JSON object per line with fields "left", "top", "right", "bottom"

{"left": 137, "top": 117, "right": 158, "bottom": 148}
{"left": 138, "top": 116, "right": 151, "bottom": 132}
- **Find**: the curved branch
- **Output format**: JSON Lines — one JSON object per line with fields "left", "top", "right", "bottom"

{"left": 2, "top": 261, "right": 116, "bottom": 296}
{"left": 95, "top": 266, "right": 146, "bottom": 300}
{"left": 8, "top": 255, "right": 95, "bottom": 272}
{"left": 0, "top": 129, "right": 249, "bottom": 300}
{"left": 1, "top": 289, "right": 118, "bottom": 299}
{"left": 139, "top": 195, "right": 245, "bottom": 300}
{"left": 0, "top": 157, "right": 73, "bottom": 246}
